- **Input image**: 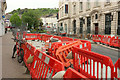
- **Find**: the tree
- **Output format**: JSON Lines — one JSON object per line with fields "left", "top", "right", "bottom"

{"left": 22, "top": 10, "right": 41, "bottom": 30}
{"left": 10, "top": 13, "right": 22, "bottom": 27}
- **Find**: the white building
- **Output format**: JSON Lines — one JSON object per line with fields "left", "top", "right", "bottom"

{"left": 58, "top": 0, "right": 120, "bottom": 37}
{"left": 0, "top": 0, "right": 7, "bottom": 36}
{"left": 41, "top": 14, "right": 58, "bottom": 28}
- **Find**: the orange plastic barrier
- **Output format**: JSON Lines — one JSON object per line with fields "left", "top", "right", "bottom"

{"left": 25, "top": 33, "right": 38, "bottom": 40}
{"left": 24, "top": 43, "right": 36, "bottom": 70}
{"left": 37, "top": 34, "right": 42, "bottom": 40}
{"left": 61, "top": 37, "right": 73, "bottom": 42}
{"left": 72, "top": 47, "right": 114, "bottom": 79}
{"left": 64, "top": 68, "right": 88, "bottom": 79}
{"left": 110, "top": 36, "right": 120, "bottom": 48}
{"left": 101, "top": 35, "right": 111, "bottom": 45}
{"left": 53, "top": 36, "right": 62, "bottom": 40}
{"left": 56, "top": 40, "right": 82, "bottom": 67}
{"left": 92, "top": 35, "right": 102, "bottom": 42}
{"left": 48, "top": 41, "right": 74, "bottom": 58}
{"left": 30, "top": 50, "right": 64, "bottom": 79}
{"left": 74, "top": 39, "right": 91, "bottom": 51}
{"left": 114, "top": 58, "right": 120, "bottom": 79}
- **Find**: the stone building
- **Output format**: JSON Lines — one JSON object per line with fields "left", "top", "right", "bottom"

{"left": 58, "top": 0, "right": 120, "bottom": 37}
{"left": 0, "top": 0, "right": 7, "bottom": 36}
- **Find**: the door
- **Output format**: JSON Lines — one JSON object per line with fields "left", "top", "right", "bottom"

{"left": 95, "top": 23, "right": 98, "bottom": 34}
{"left": 117, "top": 12, "right": 120, "bottom": 35}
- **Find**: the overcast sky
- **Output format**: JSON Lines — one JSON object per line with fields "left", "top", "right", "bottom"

{"left": 6, "top": 0, "right": 59, "bottom": 13}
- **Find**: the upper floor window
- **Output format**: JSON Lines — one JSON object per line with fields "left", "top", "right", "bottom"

{"left": 106, "top": 0, "right": 110, "bottom": 3}
{"left": 73, "top": 5, "right": 76, "bottom": 14}
{"left": 95, "top": 0, "right": 99, "bottom": 7}
{"left": 65, "top": 4, "right": 68, "bottom": 13}
{"left": 79, "top": 2, "right": 83, "bottom": 11}
{"left": 87, "top": 0, "right": 90, "bottom": 9}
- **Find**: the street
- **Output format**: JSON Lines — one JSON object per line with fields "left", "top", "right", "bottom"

{"left": 91, "top": 44, "right": 119, "bottom": 64}
{"left": 2, "top": 32, "right": 31, "bottom": 79}
{"left": 1, "top": 32, "right": 119, "bottom": 79}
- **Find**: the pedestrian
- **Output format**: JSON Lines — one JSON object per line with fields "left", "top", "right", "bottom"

{"left": 12, "top": 39, "right": 17, "bottom": 58}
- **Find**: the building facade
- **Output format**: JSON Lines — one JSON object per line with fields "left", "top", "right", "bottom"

{"left": 41, "top": 14, "right": 58, "bottom": 28}
{"left": 58, "top": 0, "right": 120, "bottom": 37}
{"left": 0, "top": 0, "right": 7, "bottom": 36}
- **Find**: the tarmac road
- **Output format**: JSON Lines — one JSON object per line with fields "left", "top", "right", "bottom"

{"left": 91, "top": 44, "right": 119, "bottom": 64}
{"left": 2, "top": 32, "right": 31, "bottom": 79}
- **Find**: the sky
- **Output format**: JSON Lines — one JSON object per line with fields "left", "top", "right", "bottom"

{"left": 6, "top": 0, "right": 59, "bottom": 13}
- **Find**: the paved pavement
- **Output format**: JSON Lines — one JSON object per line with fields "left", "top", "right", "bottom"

{"left": 2, "top": 32, "right": 31, "bottom": 79}
{"left": 91, "top": 44, "right": 119, "bottom": 64}
{"left": 0, "top": 36, "right": 2, "bottom": 79}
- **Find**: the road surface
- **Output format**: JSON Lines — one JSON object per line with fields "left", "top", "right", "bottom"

{"left": 91, "top": 44, "right": 119, "bottom": 64}
{"left": 2, "top": 32, "right": 31, "bottom": 79}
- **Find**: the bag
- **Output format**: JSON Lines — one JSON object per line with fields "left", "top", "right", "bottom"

{"left": 52, "top": 71, "right": 66, "bottom": 79}
{"left": 26, "top": 56, "right": 34, "bottom": 64}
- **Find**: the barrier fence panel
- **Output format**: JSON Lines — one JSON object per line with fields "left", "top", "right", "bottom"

{"left": 25, "top": 34, "right": 38, "bottom": 40}
{"left": 92, "top": 35, "right": 102, "bottom": 42}
{"left": 110, "top": 36, "right": 120, "bottom": 47}
{"left": 62, "top": 37, "right": 73, "bottom": 42}
{"left": 48, "top": 41, "right": 74, "bottom": 58}
{"left": 63, "top": 68, "right": 88, "bottom": 79}
{"left": 30, "top": 50, "right": 64, "bottom": 79}
{"left": 56, "top": 40, "right": 82, "bottom": 67}
{"left": 37, "top": 34, "right": 42, "bottom": 41}
{"left": 24, "top": 43, "right": 36, "bottom": 70}
{"left": 114, "top": 58, "right": 120, "bottom": 79}
{"left": 72, "top": 47, "right": 114, "bottom": 79}
{"left": 75, "top": 40, "right": 91, "bottom": 51}
{"left": 53, "top": 36, "right": 62, "bottom": 40}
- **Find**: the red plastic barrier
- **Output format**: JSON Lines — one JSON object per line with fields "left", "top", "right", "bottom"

{"left": 53, "top": 36, "right": 62, "bottom": 40}
{"left": 56, "top": 40, "right": 82, "bottom": 67}
{"left": 25, "top": 34, "right": 38, "bottom": 40}
{"left": 72, "top": 47, "right": 114, "bottom": 79}
{"left": 110, "top": 36, "right": 120, "bottom": 48}
{"left": 101, "top": 35, "right": 111, "bottom": 45}
{"left": 24, "top": 43, "right": 36, "bottom": 70}
{"left": 37, "top": 34, "right": 42, "bottom": 40}
{"left": 61, "top": 37, "right": 73, "bottom": 42}
{"left": 114, "top": 58, "right": 120, "bottom": 79}
{"left": 30, "top": 50, "right": 64, "bottom": 79}
{"left": 48, "top": 41, "right": 74, "bottom": 58}
{"left": 92, "top": 35, "right": 102, "bottom": 42}
{"left": 64, "top": 68, "right": 88, "bottom": 79}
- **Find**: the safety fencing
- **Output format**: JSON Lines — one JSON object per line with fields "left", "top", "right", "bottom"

{"left": 16, "top": 33, "right": 120, "bottom": 79}
{"left": 114, "top": 58, "right": 120, "bottom": 79}
{"left": 24, "top": 43, "right": 36, "bottom": 70}
{"left": 64, "top": 68, "right": 88, "bottom": 79}
{"left": 55, "top": 40, "right": 82, "bottom": 67}
{"left": 92, "top": 35, "right": 120, "bottom": 48}
{"left": 30, "top": 50, "right": 64, "bottom": 79}
{"left": 72, "top": 47, "right": 115, "bottom": 79}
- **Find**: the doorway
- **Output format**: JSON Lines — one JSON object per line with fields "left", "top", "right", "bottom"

{"left": 95, "top": 23, "right": 98, "bottom": 34}
{"left": 73, "top": 20, "right": 76, "bottom": 34}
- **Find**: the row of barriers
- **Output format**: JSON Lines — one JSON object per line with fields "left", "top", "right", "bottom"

{"left": 92, "top": 35, "right": 120, "bottom": 48}
{"left": 16, "top": 32, "right": 120, "bottom": 79}
{"left": 23, "top": 42, "right": 90, "bottom": 79}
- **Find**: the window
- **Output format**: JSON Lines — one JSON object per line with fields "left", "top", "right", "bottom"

{"left": 73, "top": 5, "right": 76, "bottom": 14}
{"left": 80, "top": 18, "right": 83, "bottom": 34}
{"left": 87, "top": 17, "right": 91, "bottom": 33}
{"left": 95, "top": 14, "right": 98, "bottom": 19}
{"left": 117, "top": 12, "right": 120, "bottom": 35}
{"left": 106, "top": 0, "right": 110, "bottom": 3}
{"left": 95, "top": 0, "right": 99, "bottom": 7}
{"left": 87, "top": 0, "right": 90, "bottom": 9}
{"left": 65, "top": 4, "right": 68, "bottom": 13}
{"left": 79, "top": 2, "right": 83, "bottom": 11}
{"left": 105, "top": 13, "right": 111, "bottom": 34}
